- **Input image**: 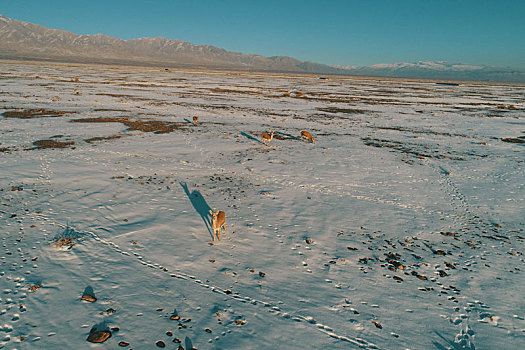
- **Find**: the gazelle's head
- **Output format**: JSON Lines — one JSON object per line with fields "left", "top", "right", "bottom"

{"left": 209, "top": 209, "right": 218, "bottom": 220}
{"left": 311, "top": 136, "right": 315, "bottom": 144}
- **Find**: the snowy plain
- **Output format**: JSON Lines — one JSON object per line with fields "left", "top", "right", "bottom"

{"left": 0, "top": 61, "right": 524, "bottom": 349}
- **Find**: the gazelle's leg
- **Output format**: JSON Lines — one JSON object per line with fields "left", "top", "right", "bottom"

{"left": 218, "top": 228, "right": 221, "bottom": 241}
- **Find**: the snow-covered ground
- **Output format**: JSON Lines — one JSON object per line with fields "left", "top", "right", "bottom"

{"left": 0, "top": 61, "right": 524, "bottom": 349}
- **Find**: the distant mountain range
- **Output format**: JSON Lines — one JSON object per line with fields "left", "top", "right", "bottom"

{"left": 1, "top": 14, "right": 523, "bottom": 82}
{"left": 331, "top": 61, "right": 525, "bottom": 82}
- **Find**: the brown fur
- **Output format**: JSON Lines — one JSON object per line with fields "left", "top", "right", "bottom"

{"left": 192, "top": 116, "right": 199, "bottom": 126}
{"left": 261, "top": 130, "right": 275, "bottom": 146}
{"left": 301, "top": 130, "right": 315, "bottom": 144}
{"left": 210, "top": 209, "right": 226, "bottom": 241}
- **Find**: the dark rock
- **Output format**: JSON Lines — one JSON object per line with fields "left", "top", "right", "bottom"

{"left": 87, "top": 330, "right": 111, "bottom": 343}
{"left": 81, "top": 294, "right": 97, "bottom": 302}
{"left": 371, "top": 320, "right": 383, "bottom": 329}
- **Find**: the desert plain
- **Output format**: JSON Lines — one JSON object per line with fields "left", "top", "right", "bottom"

{"left": 0, "top": 61, "right": 524, "bottom": 349}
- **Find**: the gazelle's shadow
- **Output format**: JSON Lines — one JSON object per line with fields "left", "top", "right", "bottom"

{"left": 180, "top": 182, "right": 213, "bottom": 239}
{"left": 183, "top": 118, "right": 198, "bottom": 125}
{"left": 275, "top": 130, "right": 301, "bottom": 140}
{"left": 240, "top": 131, "right": 263, "bottom": 144}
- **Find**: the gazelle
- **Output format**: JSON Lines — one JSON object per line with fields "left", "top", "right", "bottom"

{"left": 192, "top": 116, "right": 199, "bottom": 126}
{"left": 261, "top": 130, "right": 275, "bottom": 147}
{"left": 73, "top": 89, "right": 79, "bottom": 95}
{"left": 301, "top": 130, "right": 315, "bottom": 144}
{"left": 210, "top": 209, "right": 226, "bottom": 241}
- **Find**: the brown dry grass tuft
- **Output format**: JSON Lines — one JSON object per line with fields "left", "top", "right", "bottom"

{"left": 84, "top": 135, "right": 122, "bottom": 143}
{"left": 318, "top": 107, "right": 365, "bottom": 114}
{"left": 2, "top": 109, "right": 72, "bottom": 119}
{"left": 52, "top": 237, "right": 74, "bottom": 247}
{"left": 71, "top": 116, "right": 186, "bottom": 134}
{"left": 31, "top": 139, "right": 74, "bottom": 150}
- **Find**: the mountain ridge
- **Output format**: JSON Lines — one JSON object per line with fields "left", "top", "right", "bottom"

{"left": 0, "top": 14, "right": 345, "bottom": 75}
{"left": 1, "top": 14, "right": 524, "bottom": 82}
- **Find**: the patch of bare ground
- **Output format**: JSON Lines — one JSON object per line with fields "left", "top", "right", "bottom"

{"left": 2, "top": 109, "right": 73, "bottom": 119}
{"left": 29, "top": 139, "right": 74, "bottom": 150}
{"left": 318, "top": 107, "right": 366, "bottom": 114}
{"left": 164, "top": 100, "right": 289, "bottom": 116}
{"left": 290, "top": 93, "right": 414, "bottom": 105}
{"left": 0, "top": 147, "right": 13, "bottom": 153}
{"left": 362, "top": 137, "right": 465, "bottom": 160}
{"left": 294, "top": 113, "right": 360, "bottom": 123}
{"left": 370, "top": 125, "right": 474, "bottom": 139}
{"left": 501, "top": 136, "right": 525, "bottom": 144}
{"left": 496, "top": 104, "right": 519, "bottom": 110}
{"left": 27, "top": 83, "right": 55, "bottom": 87}
{"left": 163, "top": 77, "right": 187, "bottom": 82}
{"left": 70, "top": 116, "right": 187, "bottom": 134}
{"left": 94, "top": 93, "right": 155, "bottom": 102}
{"left": 93, "top": 108, "right": 129, "bottom": 112}
{"left": 204, "top": 87, "right": 274, "bottom": 97}
{"left": 84, "top": 135, "right": 123, "bottom": 143}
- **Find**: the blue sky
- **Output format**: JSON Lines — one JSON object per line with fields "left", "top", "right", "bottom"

{"left": 1, "top": 0, "right": 524, "bottom": 68}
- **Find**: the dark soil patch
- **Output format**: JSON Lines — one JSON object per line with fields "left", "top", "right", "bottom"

{"left": 0, "top": 147, "right": 13, "bottom": 153}
{"left": 94, "top": 93, "right": 154, "bottom": 102}
{"left": 501, "top": 137, "right": 525, "bottom": 144}
{"left": 362, "top": 137, "right": 463, "bottom": 160}
{"left": 2, "top": 109, "right": 72, "bottom": 119}
{"left": 85, "top": 135, "right": 123, "bottom": 143}
{"left": 496, "top": 104, "right": 519, "bottom": 110}
{"left": 71, "top": 116, "right": 129, "bottom": 124}
{"left": 371, "top": 125, "right": 471, "bottom": 139}
{"left": 318, "top": 107, "right": 366, "bottom": 114}
{"left": 30, "top": 139, "right": 74, "bottom": 150}
{"left": 295, "top": 113, "right": 360, "bottom": 123}
{"left": 208, "top": 87, "right": 264, "bottom": 96}
{"left": 70, "top": 116, "right": 187, "bottom": 134}
{"left": 93, "top": 108, "right": 129, "bottom": 112}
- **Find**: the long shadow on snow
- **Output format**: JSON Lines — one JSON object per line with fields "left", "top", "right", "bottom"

{"left": 180, "top": 182, "right": 213, "bottom": 240}
{"left": 240, "top": 131, "right": 263, "bottom": 144}
{"left": 183, "top": 118, "right": 198, "bottom": 125}
{"left": 275, "top": 130, "right": 301, "bottom": 141}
